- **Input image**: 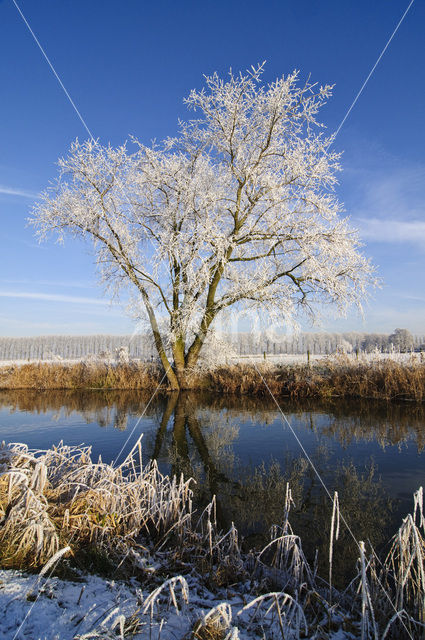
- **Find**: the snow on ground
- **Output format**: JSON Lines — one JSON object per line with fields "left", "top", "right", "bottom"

{"left": 0, "top": 358, "right": 117, "bottom": 367}
{"left": 0, "top": 569, "right": 204, "bottom": 640}
{"left": 0, "top": 568, "right": 246, "bottom": 640}
{"left": 1, "top": 570, "right": 140, "bottom": 640}
{"left": 0, "top": 352, "right": 422, "bottom": 369}
{"left": 0, "top": 568, "right": 353, "bottom": 640}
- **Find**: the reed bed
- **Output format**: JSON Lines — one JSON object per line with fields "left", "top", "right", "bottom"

{"left": 0, "top": 361, "right": 161, "bottom": 391}
{"left": 2, "top": 355, "right": 425, "bottom": 401}
{"left": 206, "top": 355, "right": 425, "bottom": 402}
{"left": 1, "top": 440, "right": 424, "bottom": 638}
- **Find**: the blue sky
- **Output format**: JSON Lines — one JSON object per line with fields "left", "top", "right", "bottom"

{"left": 1, "top": 0, "right": 424, "bottom": 336}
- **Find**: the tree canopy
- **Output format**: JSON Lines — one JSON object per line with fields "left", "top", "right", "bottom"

{"left": 32, "top": 64, "right": 376, "bottom": 389}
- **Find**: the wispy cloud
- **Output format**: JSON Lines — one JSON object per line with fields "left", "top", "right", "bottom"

{"left": 0, "top": 292, "right": 107, "bottom": 305}
{"left": 363, "top": 305, "right": 425, "bottom": 334}
{"left": 0, "top": 278, "right": 94, "bottom": 289}
{"left": 345, "top": 158, "right": 425, "bottom": 247}
{"left": 399, "top": 294, "right": 425, "bottom": 303}
{"left": 0, "top": 185, "right": 38, "bottom": 199}
{"left": 356, "top": 218, "right": 425, "bottom": 244}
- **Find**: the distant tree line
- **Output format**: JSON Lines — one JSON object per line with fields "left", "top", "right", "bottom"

{"left": 0, "top": 334, "right": 154, "bottom": 362}
{"left": 227, "top": 328, "right": 421, "bottom": 355}
{"left": 0, "top": 328, "right": 423, "bottom": 362}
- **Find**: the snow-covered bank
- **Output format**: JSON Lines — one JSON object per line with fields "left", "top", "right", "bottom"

{"left": 1, "top": 570, "right": 141, "bottom": 640}
{"left": 0, "top": 567, "right": 352, "bottom": 640}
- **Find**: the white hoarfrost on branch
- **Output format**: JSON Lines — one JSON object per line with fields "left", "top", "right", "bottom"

{"left": 31, "top": 64, "right": 376, "bottom": 389}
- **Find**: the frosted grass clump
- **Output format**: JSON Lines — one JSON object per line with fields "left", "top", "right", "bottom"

{"left": 0, "top": 440, "right": 193, "bottom": 569}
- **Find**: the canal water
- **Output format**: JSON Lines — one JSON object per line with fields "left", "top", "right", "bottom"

{"left": 1, "top": 389, "right": 423, "bottom": 582}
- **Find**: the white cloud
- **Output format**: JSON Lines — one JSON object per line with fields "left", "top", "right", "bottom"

{"left": 344, "top": 150, "right": 425, "bottom": 213}
{"left": 0, "top": 292, "right": 107, "bottom": 305}
{"left": 0, "top": 278, "right": 94, "bottom": 289}
{"left": 355, "top": 218, "right": 425, "bottom": 244}
{"left": 0, "top": 185, "right": 38, "bottom": 199}
{"left": 344, "top": 159, "right": 425, "bottom": 246}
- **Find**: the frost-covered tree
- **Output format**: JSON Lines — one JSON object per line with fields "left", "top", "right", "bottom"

{"left": 32, "top": 65, "right": 376, "bottom": 389}
{"left": 388, "top": 328, "right": 414, "bottom": 353}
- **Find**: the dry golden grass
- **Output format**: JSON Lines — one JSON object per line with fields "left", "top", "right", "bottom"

{"left": 204, "top": 356, "right": 425, "bottom": 402}
{"left": 0, "top": 361, "right": 161, "bottom": 391}
{"left": 191, "top": 617, "right": 229, "bottom": 640}
{"left": 314, "top": 353, "right": 425, "bottom": 402}
{"left": 0, "top": 440, "right": 193, "bottom": 570}
{"left": 1, "top": 355, "right": 425, "bottom": 401}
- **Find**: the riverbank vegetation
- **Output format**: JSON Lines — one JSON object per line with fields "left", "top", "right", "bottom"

{"left": 0, "top": 440, "right": 424, "bottom": 639}
{"left": 2, "top": 354, "right": 425, "bottom": 402}
{"left": 0, "top": 361, "right": 162, "bottom": 391}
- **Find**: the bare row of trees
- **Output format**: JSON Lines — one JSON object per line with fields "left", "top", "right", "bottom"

{"left": 231, "top": 328, "right": 420, "bottom": 355}
{"left": 0, "top": 334, "right": 153, "bottom": 362}
{"left": 0, "top": 329, "right": 421, "bottom": 361}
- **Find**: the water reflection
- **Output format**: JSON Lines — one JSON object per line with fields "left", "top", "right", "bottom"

{"left": 2, "top": 389, "right": 424, "bottom": 448}
{"left": 0, "top": 389, "right": 423, "bottom": 584}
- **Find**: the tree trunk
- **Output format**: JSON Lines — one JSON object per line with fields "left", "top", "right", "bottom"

{"left": 172, "top": 337, "right": 187, "bottom": 389}
{"left": 162, "top": 357, "right": 180, "bottom": 390}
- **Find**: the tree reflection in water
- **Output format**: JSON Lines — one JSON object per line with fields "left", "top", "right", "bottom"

{"left": 1, "top": 389, "right": 423, "bottom": 586}
{"left": 155, "top": 395, "right": 393, "bottom": 586}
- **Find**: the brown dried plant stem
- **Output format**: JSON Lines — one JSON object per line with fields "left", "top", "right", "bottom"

{"left": 1, "top": 356, "right": 425, "bottom": 402}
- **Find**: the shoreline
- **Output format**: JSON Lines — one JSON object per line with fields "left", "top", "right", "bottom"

{"left": 1, "top": 355, "right": 425, "bottom": 402}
